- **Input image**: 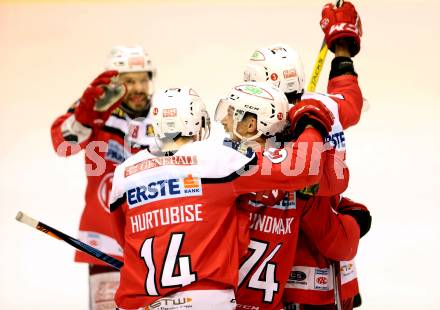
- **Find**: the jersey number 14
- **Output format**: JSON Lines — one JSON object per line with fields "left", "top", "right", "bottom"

{"left": 140, "top": 232, "right": 197, "bottom": 296}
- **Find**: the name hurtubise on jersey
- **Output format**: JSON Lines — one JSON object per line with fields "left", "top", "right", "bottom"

{"left": 130, "top": 204, "right": 204, "bottom": 234}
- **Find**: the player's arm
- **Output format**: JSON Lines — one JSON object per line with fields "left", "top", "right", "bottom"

{"left": 337, "top": 196, "right": 372, "bottom": 239}
{"left": 234, "top": 102, "right": 335, "bottom": 194}
{"left": 50, "top": 70, "right": 126, "bottom": 157}
{"left": 108, "top": 165, "right": 127, "bottom": 249}
{"left": 322, "top": 1, "right": 364, "bottom": 129}
{"left": 50, "top": 106, "right": 93, "bottom": 157}
{"left": 236, "top": 205, "right": 251, "bottom": 260}
{"left": 300, "top": 195, "right": 370, "bottom": 261}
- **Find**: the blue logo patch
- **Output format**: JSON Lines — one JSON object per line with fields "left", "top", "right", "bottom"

{"left": 105, "top": 140, "right": 130, "bottom": 164}
{"left": 324, "top": 131, "right": 346, "bottom": 150}
{"left": 223, "top": 138, "right": 254, "bottom": 158}
{"left": 127, "top": 175, "right": 202, "bottom": 208}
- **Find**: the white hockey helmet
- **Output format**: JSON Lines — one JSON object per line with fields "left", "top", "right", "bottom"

{"left": 152, "top": 87, "right": 210, "bottom": 149}
{"left": 244, "top": 44, "right": 305, "bottom": 98}
{"left": 215, "top": 82, "right": 289, "bottom": 141}
{"left": 105, "top": 45, "right": 156, "bottom": 95}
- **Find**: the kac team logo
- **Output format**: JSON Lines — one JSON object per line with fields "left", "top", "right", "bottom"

{"left": 127, "top": 175, "right": 202, "bottom": 208}
{"left": 263, "top": 147, "right": 288, "bottom": 164}
{"left": 314, "top": 269, "right": 329, "bottom": 290}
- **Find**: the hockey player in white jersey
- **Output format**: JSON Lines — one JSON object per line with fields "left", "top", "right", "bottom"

{"left": 109, "top": 83, "right": 338, "bottom": 309}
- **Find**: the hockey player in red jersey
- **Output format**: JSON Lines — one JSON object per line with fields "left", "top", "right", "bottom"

{"left": 221, "top": 39, "right": 365, "bottom": 309}
{"left": 286, "top": 2, "right": 369, "bottom": 309}
{"left": 50, "top": 46, "right": 157, "bottom": 310}
{"left": 285, "top": 197, "right": 371, "bottom": 310}
{"left": 236, "top": 190, "right": 366, "bottom": 310}
{"left": 109, "top": 82, "right": 341, "bottom": 310}
{"left": 244, "top": 41, "right": 363, "bottom": 197}
{"left": 240, "top": 2, "right": 368, "bottom": 309}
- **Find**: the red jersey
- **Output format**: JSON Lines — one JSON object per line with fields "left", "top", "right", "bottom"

{"left": 235, "top": 193, "right": 359, "bottom": 310}
{"left": 301, "top": 75, "right": 363, "bottom": 196}
{"left": 284, "top": 197, "right": 366, "bottom": 305}
{"left": 109, "top": 128, "right": 334, "bottom": 309}
{"left": 283, "top": 75, "right": 365, "bottom": 305}
{"left": 235, "top": 74, "right": 363, "bottom": 309}
{"left": 51, "top": 104, "right": 158, "bottom": 265}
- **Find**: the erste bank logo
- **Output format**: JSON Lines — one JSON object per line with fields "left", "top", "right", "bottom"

{"left": 127, "top": 175, "right": 202, "bottom": 208}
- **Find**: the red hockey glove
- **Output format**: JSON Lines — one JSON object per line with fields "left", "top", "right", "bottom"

{"left": 338, "top": 197, "right": 371, "bottom": 238}
{"left": 320, "top": 1, "right": 362, "bottom": 56}
{"left": 74, "top": 70, "right": 126, "bottom": 127}
{"left": 288, "top": 99, "right": 334, "bottom": 139}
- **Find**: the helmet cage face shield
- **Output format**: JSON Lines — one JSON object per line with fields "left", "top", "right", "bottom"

{"left": 215, "top": 98, "right": 250, "bottom": 140}
{"left": 215, "top": 83, "right": 289, "bottom": 142}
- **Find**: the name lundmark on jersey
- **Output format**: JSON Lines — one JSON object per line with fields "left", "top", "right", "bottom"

{"left": 130, "top": 204, "right": 203, "bottom": 233}
{"left": 249, "top": 213, "right": 294, "bottom": 235}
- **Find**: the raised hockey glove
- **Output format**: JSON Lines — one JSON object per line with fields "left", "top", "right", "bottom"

{"left": 321, "top": 1, "right": 362, "bottom": 57}
{"left": 338, "top": 197, "right": 371, "bottom": 238}
{"left": 74, "top": 70, "right": 126, "bottom": 127}
{"left": 288, "top": 99, "right": 334, "bottom": 139}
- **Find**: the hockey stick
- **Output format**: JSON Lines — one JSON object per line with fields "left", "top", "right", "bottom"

{"left": 307, "top": 1, "right": 345, "bottom": 309}
{"left": 15, "top": 211, "right": 123, "bottom": 270}
{"left": 307, "top": 0, "right": 344, "bottom": 92}
{"left": 331, "top": 261, "right": 343, "bottom": 310}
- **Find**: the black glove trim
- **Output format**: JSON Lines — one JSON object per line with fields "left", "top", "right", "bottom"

{"left": 329, "top": 56, "right": 357, "bottom": 79}
{"left": 339, "top": 209, "right": 372, "bottom": 238}
{"left": 292, "top": 117, "right": 329, "bottom": 141}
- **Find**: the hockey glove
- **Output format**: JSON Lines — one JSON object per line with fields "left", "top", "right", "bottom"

{"left": 288, "top": 99, "right": 334, "bottom": 139}
{"left": 321, "top": 1, "right": 362, "bottom": 57}
{"left": 74, "top": 70, "right": 126, "bottom": 127}
{"left": 338, "top": 197, "right": 371, "bottom": 238}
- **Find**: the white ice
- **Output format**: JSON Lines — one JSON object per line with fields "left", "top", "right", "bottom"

{"left": 1, "top": 1, "right": 439, "bottom": 309}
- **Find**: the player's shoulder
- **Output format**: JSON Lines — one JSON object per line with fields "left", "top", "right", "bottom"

{"left": 176, "top": 137, "right": 256, "bottom": 178}
{"left": 301, "top": 91, "right": 343, "bottom": 117}
{"left": 302, "top": 91, "right": 345, "bottom": 103}
{"left": 183, "top": 136, "right": 252, "bottom": 156}
{"left": 113, "top": 149, "right": 155, "bottom": 180}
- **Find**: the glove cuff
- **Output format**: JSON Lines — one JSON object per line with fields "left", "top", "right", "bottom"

{"left": 61, "top": 114, "right": 92, "bottom": 144}
{"left": 329, "top": 56, "right": 357, "bottom": 80}
{"left": 340, "top": 209, "right": 372, "bottom": 238}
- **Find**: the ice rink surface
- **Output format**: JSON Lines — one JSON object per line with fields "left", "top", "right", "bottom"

{"left": 1, "top": 0, "right": 439, "bottom": 308}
